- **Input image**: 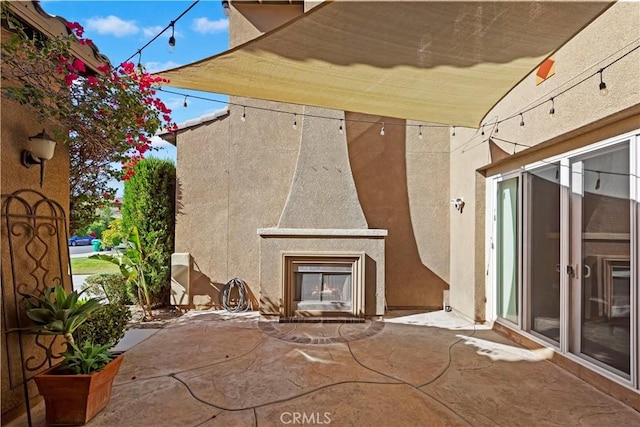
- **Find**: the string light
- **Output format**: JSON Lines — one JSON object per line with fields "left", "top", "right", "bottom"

{"left": 183, "top": 95, "right": 188, "bottom": 108}
{"left": 339, "top": 119, "right": 344, "bottom": 134}
{"left": 168, "top": 21, "right": 176, "bottom": 53}
{"left": 549, "top": 97, "right": 555, "bottom": 116}
{"left": 519, "top": 113, "right": 525, "bottom": 128}
{"left": 595, "top": 172, "right": 601, "bottom": 190}
{"left": 452, "top": 126, "right": 456, "bottom": 137}
{"left": 418, "top": 125, "right": 423, "bottom": 140}
{"left": 481, "top": 125, "right": 485, "bottom": 136}
{"left": 136, "top": 51, "right": 142, "bottom": 69}
{"left": 120, "top": 0, "right": 200, "bottom": 66}
{"left": 598, "top": 69, "right": 608, "bottom": 96}
{"left": 292, "top": 113, "right": 297, "bottom": 129}
{"left": 240, "top": 106, "right": 246, "bottom": 122}
{"left": 380, "top": 121, "right": 385, "bottom": 136}
{"left": 495, "top": 123, "right": 499, "bottom": 134}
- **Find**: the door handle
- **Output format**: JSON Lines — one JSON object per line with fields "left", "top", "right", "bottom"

{"left": 566, "top": 265, "right": 575, "bottom": 277}
{"left": 584, "top": 264, "right": 591, "bottom": 279}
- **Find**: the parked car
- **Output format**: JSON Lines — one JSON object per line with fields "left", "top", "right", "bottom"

{"left": 68, "top": 235, "right": 95, "bottom": 246}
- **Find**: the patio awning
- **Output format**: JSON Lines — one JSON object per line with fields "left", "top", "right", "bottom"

{"left": 158, "top": 0, "right": 612, "bottom": 128}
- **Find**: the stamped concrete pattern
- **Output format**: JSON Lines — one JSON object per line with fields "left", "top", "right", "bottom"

{"left": 12, "top": 310, "right": 640, "bottom": 426}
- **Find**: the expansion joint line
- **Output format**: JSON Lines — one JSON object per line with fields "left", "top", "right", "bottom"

{"left": 339, "top": 323, "right": 477, "bottom": 426}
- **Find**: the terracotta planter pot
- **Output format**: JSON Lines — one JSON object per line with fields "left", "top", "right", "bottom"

{"left": 34, "top": 353, "right": 124, "bottom": 426}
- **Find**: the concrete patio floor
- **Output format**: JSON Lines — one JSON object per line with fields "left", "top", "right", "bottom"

{"left": 15, "top": 310, "right": 640, "bottom": 426}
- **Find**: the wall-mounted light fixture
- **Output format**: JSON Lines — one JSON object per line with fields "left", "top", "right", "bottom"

{"left": 222, "top": 0, "right": 231, "bottom": 16}
{"left": 22, "top": 129, "right": 57, "bottom": 188}
{"left": 450, "top": 197, "right": 465, "bottom": 213}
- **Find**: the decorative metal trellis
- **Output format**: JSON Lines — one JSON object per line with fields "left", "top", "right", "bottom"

{"left": 1, "top": 189, "right": 73, "bottom": 426}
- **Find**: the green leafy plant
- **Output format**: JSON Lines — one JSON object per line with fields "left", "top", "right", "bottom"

{"left": 24, "top": 285, "right": 118, "bottom": 375}
{"left": 74, "top": 304, "right": 132, "bottom": 348}
{"left": 84, "top": 273, "right": 132, "bottom": 305}
{"left": 25, "top": 285, "right": 103, "bottom": 347}
{"left": 61, "top": 342, "right": 114, "bottom": 375}
{"left": 91, "top": 227, "right": 155, "bottom": 320}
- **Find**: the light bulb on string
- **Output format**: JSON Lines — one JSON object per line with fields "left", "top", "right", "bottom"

{"left": 519, "top": 113, "right": 525, "bottom": 128}
{"left": 418, "top": 125, "right": 423, "bottom": 140}
{"left": 168, "top": 22, "right": 176, "bottom": 54}
{"left": 292, "top": 113, "right": 297, "bottom": 130}
{"left": 598, "top": 69, "right": 608, "bottom": 96}
{"left": 339, "top": 119, "right": 344, "bottom": 134}
{"left": 595, "top": 172, "right": 601, "bottom": 190}
{"left": 495, "top": 122, "right": 499, "bottom": 134}
{"left": 481, "top": 125, "right": 485, "bottom": 136}
{"left": 549, "top": 98, "right": 555, "bottom": 116}
{"left": 240, "top": 106, "right": 246, "bottom": 122}
{"left": 452, "top": 126, "right": 456, "bottom": 137}
{"left": 183, "top": 96, "right": 188, "bottom": 108}
{"left": 137, "top": 51, "right": 142, "bottom": 69}
{"left": 380, "top": 121, "right": 385, "bottom": 136}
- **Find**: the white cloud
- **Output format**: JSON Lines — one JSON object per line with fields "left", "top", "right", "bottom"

{"left": 163, "top": 97, "right": 188, "bottom": 110}
{"left": 142, "top": 25, "right": 183, "bottom": 39}
{"left": 85, "top": 15, "right": 139, "bottom": 37}
{"left": 191, "top": 17, "right": 228, "bottom": 34}
{"left": 144, "top": 61, "right": 181, "bottom": 73}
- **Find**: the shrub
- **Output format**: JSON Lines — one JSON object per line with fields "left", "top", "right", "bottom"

{"left": 122, "top": 158, "right": 176, "bottom": 306}
{"left": 101, "top": 218, "right": 123, "bottom": 249}
{"left": 74, "top": 304, "right": 132, "bottom": 348}
{"left": 84, "top": 273, "right": 132, "bottom": 305}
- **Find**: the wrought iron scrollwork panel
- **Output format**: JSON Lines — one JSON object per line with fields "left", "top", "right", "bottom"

{"left": 1, "top": 189, "right": 71, "bottom": 390}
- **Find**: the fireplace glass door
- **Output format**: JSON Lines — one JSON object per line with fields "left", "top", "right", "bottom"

{"left": 293, "top": 263, "right": 353, "bottom": 312}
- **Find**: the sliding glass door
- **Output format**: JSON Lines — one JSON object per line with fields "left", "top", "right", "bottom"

{"left": 527, "top": 165, "right": 561, "bottom": 343}
{"left": 496, "top": 132, "right": 638, "bottom": 384}
{"left": 570, "top": 143, "right": 632, "bottom": 377}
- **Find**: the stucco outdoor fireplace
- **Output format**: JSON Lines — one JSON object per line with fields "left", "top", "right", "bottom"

{"left": 258, "top": 229, "right": 386, "bottom": 319}
{"left": 257, "top": 107, "right": 386, "bottom": 320}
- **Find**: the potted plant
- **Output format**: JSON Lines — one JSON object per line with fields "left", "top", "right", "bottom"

{"left": 25, "top": 285, "right": 124, "bottom": 426}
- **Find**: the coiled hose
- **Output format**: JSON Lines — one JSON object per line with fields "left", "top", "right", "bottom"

{"left": 220, "top": 278, "right": 253, "bottom": 312}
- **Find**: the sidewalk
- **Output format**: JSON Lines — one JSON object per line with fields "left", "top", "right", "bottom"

{"left": 11, "top": 310, "right": 640, "bottom": 426}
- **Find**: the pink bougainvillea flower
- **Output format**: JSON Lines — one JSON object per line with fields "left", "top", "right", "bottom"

{"left": 87, "top": 75, "right": 99, "bottom": 87}
{"left": 64, "top": 73, "right": 79, "bottom": 86}
{"left": 72, "top": 59, "right": 86, "bottom": 73}
{"left": 97, "top": 64, "right": 111, "bottom": 74}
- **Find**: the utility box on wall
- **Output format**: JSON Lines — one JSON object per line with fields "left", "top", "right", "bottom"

{"left": 171, "top": 253, "right": 192, "bottom": 307}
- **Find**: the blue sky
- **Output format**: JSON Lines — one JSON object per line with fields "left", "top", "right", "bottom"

{"left": 40, "top": 0, "right": 230, "bottom": 194}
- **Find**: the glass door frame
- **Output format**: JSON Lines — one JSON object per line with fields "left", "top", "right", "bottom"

{"left": 494, "top": 171, "right": 523, "bottom": 328}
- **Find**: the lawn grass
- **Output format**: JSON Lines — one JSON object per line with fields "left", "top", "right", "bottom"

{"left": 70, "top": 257, "right": 120, "bottom": 275}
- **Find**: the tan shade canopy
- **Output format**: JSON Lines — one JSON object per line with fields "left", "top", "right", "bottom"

{"left": 158, "top": 0, "right": 611, "bottom": 128}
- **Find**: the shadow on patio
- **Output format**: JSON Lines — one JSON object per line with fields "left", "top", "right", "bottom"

{"left": 12, "top": 310, "right": 640, "bottom": 426}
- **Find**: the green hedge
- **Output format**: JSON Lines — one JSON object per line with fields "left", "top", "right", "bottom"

{"left": 74, "top": 304, "right": 132, "bottom": 348}
{"left": 84, "top": 273, "right": 132, "bottom": 305}
{"left": 122, "top": 158, "right": 176, "bottom": 306}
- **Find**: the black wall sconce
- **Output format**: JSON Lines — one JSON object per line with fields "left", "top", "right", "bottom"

{"left": 22, "top": 129, "right": 57, "bottom": 188}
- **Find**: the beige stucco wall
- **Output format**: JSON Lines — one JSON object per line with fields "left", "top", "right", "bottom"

{"left": 448, "top": 1, "right": 640, "bottom": 322}
{"left": 347, "top": 114, "right": 450, "bottom": 309}
{"left": 173, "top": 98, "right": 302, "bottom": 306}
{"left": 1, "top": 44, "right": 72, "bottom": 427}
